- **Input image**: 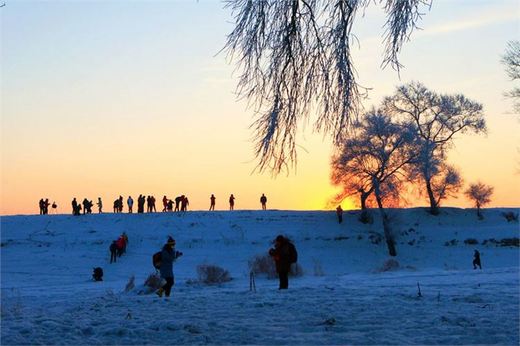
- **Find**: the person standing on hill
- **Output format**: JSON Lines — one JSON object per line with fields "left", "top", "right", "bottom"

{"left": 162, "top": 196, "right": 168, "bottom": 212}
{"left": 229, "top": 194, "right": 235, "bottom": 210}
{"left": 97, "top": 198, "right": 103, "bottom": 213}
{"left": 181, "top": 196, "right": 189, "bottom": 212}
{"left": 336, "top": 205, "right": 343, "bottom": 224}
{"left": 174, "top": 195, "right": 183, "bottom": 212}
{"left": 151, "top": 195, "right": 157, "bottom": 212}
{"left": 209, "top": 194, "right": 216, "bottom": 211}
{"left": 43, "top": 199, "right": 50, "bottom": 215}
{"left": 156, "top": 236, "right": 183, "bottom": 298}
{"left": 127, "top": 196, "right": 134, "bottom": 213}
{"left": 260, "top": 194, "right": 267, "bottom": 210}
{"left": 269, "top": 235, "right": 298, "bottom": 289}
{"left": 39, "top": 199, "right": 44, "bottom": 215}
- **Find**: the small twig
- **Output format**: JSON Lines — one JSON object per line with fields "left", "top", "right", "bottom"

{"left": 417, "top": 282, "right": 422, "bottom": 297}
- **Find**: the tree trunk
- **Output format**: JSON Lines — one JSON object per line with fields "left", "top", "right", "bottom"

{"left": 374, "top": 184, "right": 397, "bottom": 257}
{"left": 425, "top": 179, "right": 439, "bottom": 215}
{"left": 359, "top": 191, "right": 371, "bottom": 224}
{"left": 477, "top": 202, "right": 482, "bottom": 219}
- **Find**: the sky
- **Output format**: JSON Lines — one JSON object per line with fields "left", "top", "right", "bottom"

{"left": 1, "top": 0, "right": 519, "bottom": 215}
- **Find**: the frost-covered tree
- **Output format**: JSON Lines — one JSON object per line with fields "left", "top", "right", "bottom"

{"left": 224, "top": 0, "right": 431, "bottom": 174}
{"left": 331, "top": 109, "right": 415, "bottom": 256}
{"left": 501, "top": 40, "right": 520, "bottom": 113}
{"left": 464, "top": 182, "right": 494, "bottom": 219}
{"left": 382, "top": 82, "right": 486, "bottom": 215}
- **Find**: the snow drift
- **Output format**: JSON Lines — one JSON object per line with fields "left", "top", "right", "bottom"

{"left": 1, "top": 208, "right": 519, "bottom": 345}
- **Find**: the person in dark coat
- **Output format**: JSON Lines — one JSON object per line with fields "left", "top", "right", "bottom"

{"left": 336, "top": 205, "right": 343, "bottom": 224}
{"left": 174, "top": 196, "right": 183, "bottom": 212}
{"left": 181, "top": 196, "right": 189, "bottom": 212}
{"left": 72, "top": 198, "right": 78, "bottom": 215}
{"left": 39, "top": 199, "right": 45, "bottom": 215}
{"left": 473, "top": 250, "right": 482, "bottom": 269}
{"left": 43, "top": 199, "right": 50, "bottom": 214}
{"left": 260, "top": 194, "right": 267, "bottom": 210}
{"left": 156, "top": 236, "right": 183, "bottom": 298}
{"left": 109, "top": 241, "right": 118, "bottom": 263}
{"left": 269, "top": 235, "right": 297, "bottom": 289}
{"left": 209, "top": 194, "right": 216, "bottom": 211}
{"left": 229, "top": 194, "right": 235, "bottom": 211}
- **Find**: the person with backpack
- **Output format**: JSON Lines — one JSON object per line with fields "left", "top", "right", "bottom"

{"left": 155, "top": 236, "right": 183, "bottom": 298}
{"left": 269, "top": 235, "right": 298, "bottom": 289}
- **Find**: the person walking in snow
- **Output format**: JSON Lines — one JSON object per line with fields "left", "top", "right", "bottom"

{"left": 473, "top": 250, "right": 482, "bottom": 270}
{"left": 209, "top": 194, "right": 216, "bottom": 211}
{"left": 229, "top": 194, "right": 235, "bottom": 211}
{"left": 269, "top": 235, "right": 298, "bottom": 289}
{"left": 156, "top": 236, "right": 183, "bottom": 298}
{"left": 127, "top": 196, "right": 134, "bottom": 213}
{"left": 97, "top": 197, "right": 103, "bottom": 213}
{"left": 260, "top": 194, "right": 267, "bottom": 210}
{"left": 336, "top": 205, "right": 343, "bottom": 224}
{"left": 109, "top": 240, "right": 118, "bottom": 263}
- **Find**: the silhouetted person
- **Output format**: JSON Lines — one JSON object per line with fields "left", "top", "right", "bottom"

{"left": 269, "top": 235, "right": 298, "bottom": 289}
{"left": 162, "top": 196, "right": 168, "bottom": 212}
{"left": 260, "top": 194, "right": 267, "bottom": 210}
{"left": 181, "top": 196, "right": 189, "bottom": 212}
{"left": 97, "top": 197, "right": 103, "bottom": 213}
{"left": 39, "top": 199, "right": 44, "bottom": 215}
{"left": 229, "top": 194, "right": 235, "bottom": 210}
{"left": 127, "top": 196, "right": 134, "bottom": 213}
{"left": 82, "top": 198, "right": 90, "bottom": 215}
{"left": 167, "top": 199, "right": 174, "bottom": 211}
{"left": 473, "top": 250, "right": 482, "bottom": 270}
{"left": 209, "top": 194, "right": 216, "bottom": 211}
{"left": 151, "top": 196, "right": 156, "bottom": 212}
{"left": 43, "top": 199, "right": 50, "bottom": 215}
{"left": 109, "top": 241, "right": 118, "bottom": 263}
{"left": 336, "top": 205, "right": 343, "bottom": 224}
{"left": 137, "top": 194, "right": 145, "bottom": 213}
{"left": 174, "top": 196, "right": 183, "bottom": 212}
{"left": 86, "top": 200, "right": 93, "bottom": 214}
{"left": 118, "top": 196, "right": 123, "bottom": 213}
{"left": 72, "top": 198, "right": 79, "bottom": 215}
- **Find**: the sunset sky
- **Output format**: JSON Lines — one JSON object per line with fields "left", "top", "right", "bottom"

{"left": 1, "top": 0, "right": 519, "bottom": 215}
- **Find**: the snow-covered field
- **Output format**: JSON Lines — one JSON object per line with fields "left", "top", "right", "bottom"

{"left": 1, "top": 208, "right": 519, "bottom": 345}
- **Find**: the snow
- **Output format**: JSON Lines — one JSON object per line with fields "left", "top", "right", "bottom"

{"left": 1, "top": 208, "right": 519, "bottom": 345}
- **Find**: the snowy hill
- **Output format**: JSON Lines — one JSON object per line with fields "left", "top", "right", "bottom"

{"left": 1, "top": 208, "right": 519, "bottom": 345}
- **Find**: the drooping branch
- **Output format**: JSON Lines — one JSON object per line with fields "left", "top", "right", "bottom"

{"left": 224, "top": 0, "right": 431, "bottom": 174}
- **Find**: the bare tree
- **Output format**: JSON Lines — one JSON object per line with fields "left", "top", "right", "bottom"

{"left": 382, "top": 82, "right": 486, "bottom": 215}
{"left": 464, "top": 182, "right": 494, "bottom": 219}
{"left": 224, "top": 0, "right": 431, "bottom": 174}
{"left": 331, "top": 109, "right": 415, "bottom": 256}
{"left": 501, "top": 40, "right": 520, "bottom": 113}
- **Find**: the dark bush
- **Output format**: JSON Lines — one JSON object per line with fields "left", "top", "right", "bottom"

{"left": 197, "top": 264, "right": 232, "bottom": 284}
{"left": 502, "top": 212, "right": 519, "bottom": 222}
{"left": 249, "top": 254, "right": 303, "bottom": 279}
{"left": 499, "top": 238, "right": 519, "bottom": 247}
{"left": 464, "top": 238, "right": 479, "bottom": 245}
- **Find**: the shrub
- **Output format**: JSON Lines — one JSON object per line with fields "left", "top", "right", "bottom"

{"left": 502, "top": 212, "right": 519, "bottom": 222}
{"left": 464, "top": 238, "right": 479, "bottom": 245}
{"left": 197, "top": 264, "right": 232, "bottom": 284}
{"left": 249, "top": 254, "right": 304, "bottom": 279}
{"left": 500, "top": 238, "right": 519, "bottom": 247}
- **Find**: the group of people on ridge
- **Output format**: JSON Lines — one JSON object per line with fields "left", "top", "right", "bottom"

{"left": 71, "top": 198, "right": 94, "bottom": 216}
{"left": 38, "top": 198, "right": 56, "bottom": 214}
{"left": 162, "top": 195, "right": 190, "bottom": 212}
